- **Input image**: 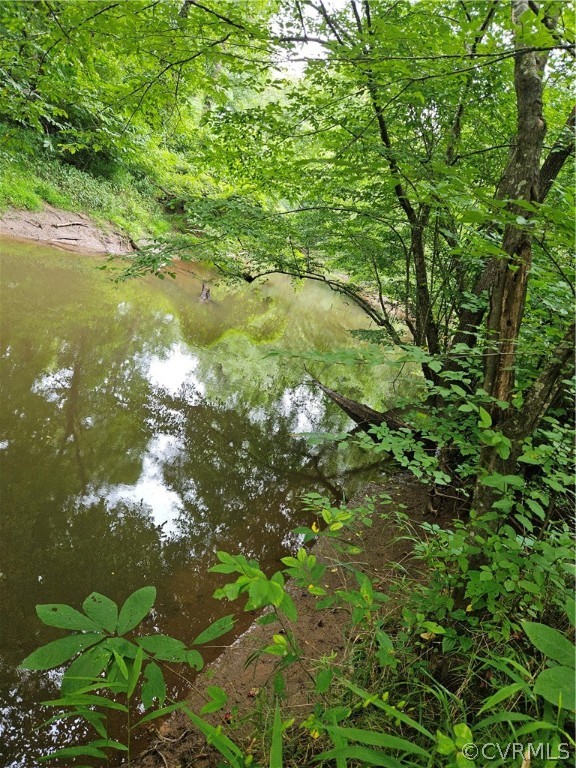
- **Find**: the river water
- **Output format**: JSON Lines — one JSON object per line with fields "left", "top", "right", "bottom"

{"left": 0, "top": 237, "right": 398, "bottom": 766}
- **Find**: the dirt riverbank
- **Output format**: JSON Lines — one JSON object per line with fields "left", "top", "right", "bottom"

{"left": 133, "top": 476, "right": 442, "bottom": 768}
{"left": 0, "top": 205, "right": 135, "bottom": 254}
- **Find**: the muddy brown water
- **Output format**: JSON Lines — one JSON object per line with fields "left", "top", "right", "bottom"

{"left": 0, "top": 237, "right": 406, "bottom": 766}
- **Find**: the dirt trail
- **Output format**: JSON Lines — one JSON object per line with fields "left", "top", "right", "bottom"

{"left": 0, "top": 205, "right": 135, "bottom": 254}
{"left": 134, "top": 477, "right": 440, "bottom": 768}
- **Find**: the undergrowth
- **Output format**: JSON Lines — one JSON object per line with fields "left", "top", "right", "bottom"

{"left": 20, "top": 490, "right": 575, "bottom": 768}
{"left": 0, "top": 124, "right": 174, "bottom": 238}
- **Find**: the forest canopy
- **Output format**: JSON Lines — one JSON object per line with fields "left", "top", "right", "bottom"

{"left": 3, "top": 1, "right": 575, "bottom": 765}
{"left": 1, "top": 0, "right": 574, "bottom": 512}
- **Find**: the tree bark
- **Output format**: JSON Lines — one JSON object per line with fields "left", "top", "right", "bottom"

{"left": 482, "top": 0, "right": 551, "bottom": 412}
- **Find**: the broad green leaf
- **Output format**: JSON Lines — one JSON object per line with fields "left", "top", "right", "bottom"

{"left": 315, "top": 668, "right": 333, "bottom": 694}
{"left": 136, "top": 634, "right": 187, "bottom": 661}
{"left": 61, "top": 645, "right": 112, "bottom": 694}
{"left": 88, "top": 739, "right": 128, "bottom": 751}
{"left": 192, "top": 614, "right": 235, "bottom": 645}
{"left": 36, "top": 604, "right": 102, "bottom": 632}
{"left": 141, "top": 662, "right": 166, "bottom": 710}
{"left": 186, "top": 649, "right": 204, "bottom": 670}
{"left": 533, "top": 667, "right": 576, "bottom": 712}
{"left": 522, "top": 622, "right": 575, "bottom": 668}
{"left": 116, "top": 587, "right": 156, "bottom": 635}
{"left": 183, "top": 705, "right": 245, "bottom": 764}
{"left": 82, "top": 593, "right": 118, "bottom": 634}
{"left": 436, "top": 730, "right": 456, "bottom": 755}
{"left": 200, "top": 685, "right": 228, "bottom": 714}
{"left": 103, "top": 637, "right": 139, "bottom": 659}
{"left": 20, "top": 633, "right": 103, "bottom": 671}
{"left": 280, "top": 591, "right": 298, "bottom": 621}
{"left": 478, "top": 406, "right": 492, "bottom": 428}
{"left": 452, "top": 723, "right": 473, "bottom": 749}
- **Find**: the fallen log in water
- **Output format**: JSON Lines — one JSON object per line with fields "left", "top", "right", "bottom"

{"left": 306, "top": 370, "right": 435, "bottom": 450}
{"left": 308, "top": 375, "right": 409, "bottom": 433}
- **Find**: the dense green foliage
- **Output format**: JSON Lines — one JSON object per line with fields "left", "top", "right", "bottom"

{"left": 22, "top": 501, "right": 574, "bottom": 766}
{"left": 5, "top": 0, "right": 574, "bottom": 766}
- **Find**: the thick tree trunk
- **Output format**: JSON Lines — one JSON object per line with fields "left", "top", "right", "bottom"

{"left": 473, "top": 323, "right": 574, "bottom": 513}
{"left": 482, "top": 6, "right": 549, "bottom": 408}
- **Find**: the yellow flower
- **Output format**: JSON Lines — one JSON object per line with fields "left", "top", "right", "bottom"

{"left": 310, "top": 729, "right": 320, "bottom": 739}
{"left": 311, "top": 521, "right": 320, "bottom": 533}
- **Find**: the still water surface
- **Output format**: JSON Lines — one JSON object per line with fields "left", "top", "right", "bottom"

{"left": 0, "top": 238, "right": 395, "bottom": 765}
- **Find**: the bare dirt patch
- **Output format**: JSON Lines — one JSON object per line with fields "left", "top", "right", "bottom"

{"left": 0, "top": 205, "right": 135, "bottom": 255}
{"left": 134, "top": 476, "right": 445, "bottom": 768}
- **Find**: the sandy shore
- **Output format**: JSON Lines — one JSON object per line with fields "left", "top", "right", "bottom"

{"left": 0, "top": 205, "right": 136, "bottom": 255}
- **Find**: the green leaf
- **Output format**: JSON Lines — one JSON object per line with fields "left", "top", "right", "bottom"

{"left": 522, "top": 622, "right": 575, "bottom": 668}
{"left": 40, "top": 745, "right": 108, "bottom": 761}
{"left": 127, "top": 646, "right": 144, "bottom": 698}
{"left": 270, "top": 701, "right": 283, "bottom": 768}
{"left": 340, "top": 679, "right": 434, "bottom": 740}
{"left": 141, "top": 662, "right": 166, "bottom": 709}
{"left": 20, "top": 633, "right": 104, "bottom": 671}
{"left": 315, "top": 668, "right": 333, "bottom": 694}
{"left": 41, "top": 694, "right": 128, "bottom": 712}
{"left": 200, "top": 685, "right": 228, "bottom": 714}
{"left": 112, "top": 650, "right": 129, "bottom": 680}
{"left": 192, "top": 615, "right": 235, "bottom": 645}
{"left": 42, "top": 708, "right": 107, "bottom": 739}
{"left": 61, "top": 645, "right": 112, "bottom": 694}
{"left": 533, "top": 666, "right": 576, "bottom": 712}
{"left": 116, "top": 586, "right": 156, "bottom": 635}
{"left": 135, "top": 702, "right": 183, "bottom": 726}
{"left": 314, "top": 745, "right": 403, "bottom": 767}
{"left": 82, "top": 593, "right": 118, "bottom": 634}
{"left": 280, "top": 591, "right": 298, "bottom": 621}
{"left": 478, "top": 682, "right": 526, "bottom": 714}
{"left": 186, "top": 649, "right": 204, "bottom": 670}
{"left": 478, "top": 406, "right": 492, "bottom": 429}
{"left": 104, "top": 635, "right": 139, "bottom": 656}
{"left": 36, "top": 604, "right": 102, "bottom": 632}
{"left": 136, "top": 635, "right": 187, "bottom": 661}
{"left": 566, "top": 596, "right": 575, "bottom": 628}
{"left": 88, "top": 739, "right": 128, "bottom": 751}
{"left": 436, "top": 730, "right": 456, "bottom": 755}
{"left": 325, "top": 726, "right": 429, "bottom": 757}
{"left": 183, "top": 705, "right": 245, "bottom": 765}
{"left": 453, "top": 723, "right": 473, "bottom": 749}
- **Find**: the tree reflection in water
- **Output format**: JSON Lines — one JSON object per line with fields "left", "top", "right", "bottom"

{"left": 0, "top": 240, "right": 399, "bottom": 766}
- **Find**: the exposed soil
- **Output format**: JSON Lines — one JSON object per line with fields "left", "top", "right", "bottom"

{"left": 0, "top": 205, "right": 135, "bottom": 254}
{"left": 133, "top": 476, "right": 446, "bottom": 768}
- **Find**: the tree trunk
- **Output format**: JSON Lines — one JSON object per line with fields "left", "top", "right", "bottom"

{"left": 473, "top": 0, "right": 561, "bottom": 512}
